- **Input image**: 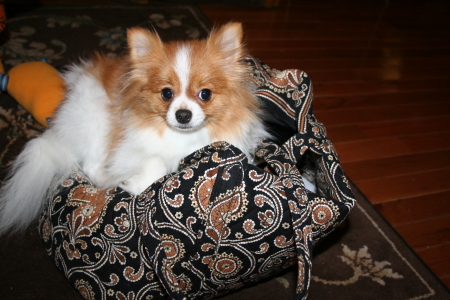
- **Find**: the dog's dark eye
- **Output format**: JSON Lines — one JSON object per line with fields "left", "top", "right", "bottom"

{"left": 198, "top": 89, "right": 212, "bottom": 101}
{"left": 161, "top": 88, "right": 174, "bottom": 101}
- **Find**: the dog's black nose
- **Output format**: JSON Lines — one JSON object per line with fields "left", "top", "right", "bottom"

{"left": 175, "top": 109, "right": 192, "bottom": 124}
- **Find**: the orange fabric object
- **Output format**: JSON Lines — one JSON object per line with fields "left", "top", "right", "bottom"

{"left": 7, "top": 61, "right": 65, "bottom": 126}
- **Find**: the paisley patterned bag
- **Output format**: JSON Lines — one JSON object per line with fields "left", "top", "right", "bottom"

{"left": 39, "top": 56, "right": 355, "bottom": 300}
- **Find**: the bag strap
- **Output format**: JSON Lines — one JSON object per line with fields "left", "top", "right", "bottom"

{"left": 256, "top": 131, "right": 355, "bottom": 299}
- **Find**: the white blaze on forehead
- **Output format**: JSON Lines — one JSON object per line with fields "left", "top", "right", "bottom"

{"left": 174, "top": 44, "right": 191, "bottom": 94}
{"left": 166, "top": 44, "right": 206, "bottom": 130}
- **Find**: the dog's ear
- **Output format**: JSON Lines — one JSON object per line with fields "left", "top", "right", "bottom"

{"left": 208, "top": 22, "right": 244, "bottom": 63}
{"left": 127, "top": 27, "right": 163, "bottom": 61}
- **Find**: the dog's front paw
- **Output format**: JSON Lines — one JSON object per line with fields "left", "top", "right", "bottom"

{"left": 119, "top": 177, "right": 153, "bottom": 195}
{"left": 119, "top": 158, "right": 168, "bottom": 195}
{"left": 84, "top": 162, "right": 107, "bottom": 186}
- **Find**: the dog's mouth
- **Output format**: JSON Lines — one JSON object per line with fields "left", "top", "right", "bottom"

{"left": 176, "top": 123, "right": 193, "bottom": 130}
{"left": 173, "top": 122, "right": 204, "bottom": 132}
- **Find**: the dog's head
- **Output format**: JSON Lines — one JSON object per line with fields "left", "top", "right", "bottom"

{"left": 121, "top": 23, "right": 259, "bottom": 138}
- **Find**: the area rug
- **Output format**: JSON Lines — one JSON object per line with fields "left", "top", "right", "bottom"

{"left": 0, "top": 3, "right": 448, "bottom": 299}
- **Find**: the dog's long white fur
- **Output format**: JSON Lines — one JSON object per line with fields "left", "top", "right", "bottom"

{"left": 0, "top": 136, "right": 76, "bottom": 233}
{"left": 0, "top": 62, "right": 113, "bottom": 235}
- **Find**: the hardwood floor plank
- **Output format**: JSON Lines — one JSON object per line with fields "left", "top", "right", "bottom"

{"left": 247, "top": 38, "right": 450, "bottom": 51}
{"left": 314, "top": 91, "right": 450, "bottom": 111}
{"left": 325, "top": 124, "right": 367, "bottom": 142}
{"left": 354, "top": 168, "right": 450, "bottom": 204}
{"left": 334, "top": 130, "right": 450, "bottom": 163}
{"left": 249, "top": 48, "right": 450, "bottom": 63}
{"left": 261, "top": 57, "right": 450, "bottom": 72}
{"left": 334, "top": 136, "right": 412, "bottom": 163}
{"left": 315, "top": 102, "right": 450, "bottom": 127}
{"left": 313, "top": 78, "right": 450, "bottom": 97}
{"left": 326, "top": 116, "right": 450, "bottom": 143}
{"left": 415, "top": 243, "right": 450, "bottom": 278}
{"left": 441, "top": 276, "right": 450, "bottom": 290}
{"left": 304, "top": 67, "right": 450, "bottom": 82}
{"left": 355, "top": 116, "right": 450, "bottom": 140}
{"left": 401, "top": 131, "right": 450, "bottom": 153}
{"left": 374, "top": 190, "right": 450, "bottom": 226}
{"left": 244, "top": 29, "right": 450, "bottom": 41}
{"left": 344, "top": 150, "right": 450, "bottom": 182}
{"left": 394, "top": 215, "right": 450, "bottom": 250}
{"left": 353, "top": 67, "right": 450, "bottom": 81}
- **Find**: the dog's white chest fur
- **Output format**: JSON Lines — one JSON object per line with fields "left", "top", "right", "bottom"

{"left": 108, "top": 125, "right": 213, "bottom": 193}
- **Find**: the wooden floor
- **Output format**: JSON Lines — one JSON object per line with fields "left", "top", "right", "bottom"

{"left": 200, "top": 0, "right": 450, "bottom": 288}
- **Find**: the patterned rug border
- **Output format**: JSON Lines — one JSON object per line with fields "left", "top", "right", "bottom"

{"left": 352, "top": 185, "right": 442, "bottom": 300}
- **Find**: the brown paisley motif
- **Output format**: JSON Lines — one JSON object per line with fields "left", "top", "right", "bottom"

{"left": 164, "top": 176, "right": 181, "bottom": 193}
{"left": 310, "top": 197, "right": 340, "bottom": 231}
{"left": 259, "top": 249, "right": 296, "bottom": 274}
{"left": 275, "top": 235, "right": 294, "bottom": 248}
{"left": 124, "top": 265, "right": 145, "bottom": 282}
{"left": 74, "top": 279, "right": 95, "bottom": 300}
{"left": 166, "top": 193, "right": 184, "bottom": 208}
{"left": 63, "top": 240, "right": 82, "bottom": 260}
{"left": 206, "top": 252, "right": 243, "bottom": 278}
{"left": 189, "top": 169, "right": 219, "bottom": 220}
{"left": 105, "top": 274, "right": 120, "bottom": 286}
{"left": 159, "top": 234, "right": 191, "bottom": 293}
{"left": 243, "top": 219, "right": 258, "bottom": 234}
{"left": 254, "top": 194, "right": 271, "bottom": 207}
{"left": 267, "top": 69, "right": 303, "bottom": 92}
{"left": 108, "top": 244, "right": 130, "bottom": 264}
{"left": 161, "top": 240, "right": 182, "bottom": 260}
{"left": 317, "top": 139, "right": 335, "bottom": 155}
{"left": 210, "top": 184, "right": 248, "bottom": 231}
{"left": 182, "top": 168, "right": 194, "bottom": 180}
{"left": 258, "top": 210, "right": 275, "bottom": 228}
{"left": 293, "top": 188, "right": 308, "bottom": 205}
{"left": 162, "top": 262, "right": 192, "bottom": 294}
{"left": 41, "top": 219, "right": 51, "bottom": 242}
{"left": 66, "top": 184, "right": 115, "bottom": 232}
{"left": 115, "top": 214, "right": 131, "bottom": 232}
{"left": 255, "top": 242, "right": 269, "bottom": 254}
{"left": 249, "top": 169, "right": 265, "bottom": 182}
{"left": 295, "top": 226, "right": 313, "bottom": 251}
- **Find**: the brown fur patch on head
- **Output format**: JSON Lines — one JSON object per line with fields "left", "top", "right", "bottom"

{"left": 189, "top": 22, "right": 261, "bottom": 140}
{"left": 117, "top": 28, "right": 176, "bottom": 133}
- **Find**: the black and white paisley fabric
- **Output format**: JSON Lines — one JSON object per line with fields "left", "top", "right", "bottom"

{"left": 39, "top": 56, "right": 355, "bottom": 300}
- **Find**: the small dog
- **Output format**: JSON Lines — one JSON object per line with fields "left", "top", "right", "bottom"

{"left": 0, "top": 22, "right": 270, "bottom": 234}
